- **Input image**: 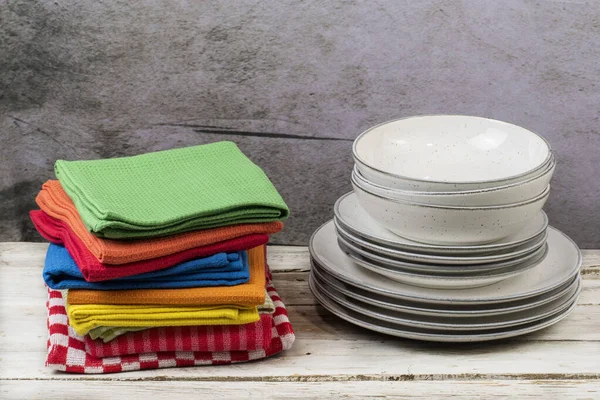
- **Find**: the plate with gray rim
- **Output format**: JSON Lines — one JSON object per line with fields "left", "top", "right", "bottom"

{"left": 309, "top": 219, "right": 581, "bottom": 305}
{"left": 310, "top": 270, "right": 580, "bottom": 331}
{"left": 310, "top": 262, "right": 580, "bottom": 318}
{"left": 308, "top": 274, "right": 579, "bottom": 342}
{"left": 339, "top": 238, "right": 546, "bottom": 289}
{"left": 334, "top": 217, "right": 548, "bottom": 265}
{"left": 336, "top": 228, "right": 548, "bottom": 275}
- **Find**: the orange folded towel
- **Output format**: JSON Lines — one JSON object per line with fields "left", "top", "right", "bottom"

{"left": 36, "top": 180, "right": 283, "bottom": 264}
{"left": 66, "top": 246, "right": 267, "bottom": 306}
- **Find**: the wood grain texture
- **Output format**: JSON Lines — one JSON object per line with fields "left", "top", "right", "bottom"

{"left": 0, "top": 243, "right": 599, "bottom": 398}
{"left": 2, "top": 242, "right": 597, "bottom": 274}
{"left": 2, "top": 1, "right": 600, "bottom": 246}
{"left": 1, "top": 380, "right": 599, "bottom": 400}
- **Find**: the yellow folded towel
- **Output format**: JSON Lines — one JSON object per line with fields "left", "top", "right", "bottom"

{"left": 66, "top": 302, "right": 259, "bottom": 336}
{"left": 87, "top": 290, "right": 277, "bottom": 342}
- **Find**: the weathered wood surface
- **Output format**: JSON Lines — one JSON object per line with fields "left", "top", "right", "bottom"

{"left": 2, "top": 380, "right": 600, "bottom": 400}
{"left": 0, "top": 243, "right": 599, "bottom": 399}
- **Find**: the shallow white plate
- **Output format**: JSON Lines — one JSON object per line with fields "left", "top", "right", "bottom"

{"left": 310, "top": 272, "right": 580, "bottom": 331}
{"left": 309, "top": 275, "right": 578, "bottom": 342}
{"left": 309, "top": 220, "right": 581, "bottom": 304}
{"left": 335, "top": 218, "right": 548, "bottom": 266}
{"left": 336, "top": 227, "right": 548, "bottom": 274}
{"left": 339, "top": 238, "right": 546, "bottom": 289}
{"left": 334, "top": 192, "right": 548, "bottom": 255}
{"left": 311, "top": 263, "right": 580, "bottom": 318}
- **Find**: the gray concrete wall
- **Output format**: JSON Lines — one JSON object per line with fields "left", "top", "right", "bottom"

{"left": 1, "top": 0, "right": 599, "bottom": 247}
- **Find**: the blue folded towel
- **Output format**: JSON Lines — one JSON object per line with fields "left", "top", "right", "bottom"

{"left": 43, "top": 244, "right": 250, "bottom": 290}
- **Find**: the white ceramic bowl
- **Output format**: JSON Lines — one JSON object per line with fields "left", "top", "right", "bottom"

{"left": 352, "top": 158, "right": 555, "bottom": 206}
{"left": 334, "top": 192, "right": 550, "bottom": 255}
{"left": 352, "top": 182, "right": 551, "bottom": 245}
{"left": 353, "top": 115, "right": 552, "bottom": 191}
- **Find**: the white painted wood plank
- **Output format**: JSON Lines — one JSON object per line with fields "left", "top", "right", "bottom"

{"left": 1, "top": 267, "right": 599, "bottom": 350}
{"left": 581, "top": 250, "right": 600, "bottom": 269}
{"left": 2, "top": 300, "right": 599, "bottom": 358}
{"left": 1, "top": 265, "right": 599, "bottom": 308}
{"left": 269, "top": 273, "right": 600, "bottom": 306}
{"left": 289, "top": 303, "right": 600, "bottom": 341}
{"left": 267, "top": 246, "right": 600, "bottom": 275}
{"left": 0, "top": 250, "right": 598, "bottom": 308}
{"left": 1, "top": 243, "right": 598, "bottom": 274}
{"left": 2, "top": 380, "right": 599, "bottom": 399}
{"left": 267, "top": 245, "right": 311, "bottom": 271}
{"left": 2, "top": 338, "right": 600, "bottom": 380}
{"left": 1, "top": 243, "right": 599, "bottom": 384}
{"left": 0, "top": 242, "right": 314, "bottom": 272}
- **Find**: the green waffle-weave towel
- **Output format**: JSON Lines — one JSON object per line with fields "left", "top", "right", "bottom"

{"left": 54, "top": 141, "right": 289, "bottom": 239}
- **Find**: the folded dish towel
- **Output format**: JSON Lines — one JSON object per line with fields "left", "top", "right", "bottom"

{"left": 66, "top": 300, "right": 260, "bottom": 336}
{"left": 36, "top": 180, "right": 283, "bottom": 264}
{"left": 66, "top": 245, "right": 267, "bottom": 306}
{"left": 31, "top": 209, "right": 268, "bottom": 282}
{"left": 46, "top": 280, "right": 295, "bottom": 373}
{"left": 43, "top": 244, "right": 250, "bottom": 290}
{"left": 88, "top": 290, "right": 277, "bottom": 342}
{"left": 88, "top": 314, "right": 274, "bottom": 355}
{"left": 54, "top": 141, "right": 289, "bottom": 239}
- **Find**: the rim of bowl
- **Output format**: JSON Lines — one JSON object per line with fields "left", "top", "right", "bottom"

{"left": 352, "top": 115, "right": 553, "bottom": 185}
{"left": 351, "top": 178, "right": 551, "bottom": 210}
{"left": 333, "top": 191, "right": 550, "bottom": 251}
{"left": 352, "top": 157, "right": 555, "bottom": 197}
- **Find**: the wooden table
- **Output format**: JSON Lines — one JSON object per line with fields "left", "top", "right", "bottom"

{"left": 0, "top": 243, "right": 598, "bottom": 399}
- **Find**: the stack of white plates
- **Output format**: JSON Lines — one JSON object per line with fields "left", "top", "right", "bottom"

{"left": 308, "top": 115, "right": 582, "bottom": 342}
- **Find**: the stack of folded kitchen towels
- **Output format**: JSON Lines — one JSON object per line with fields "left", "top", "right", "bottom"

{"left": 30, "top": 141, "right": 295, "bottom": 373}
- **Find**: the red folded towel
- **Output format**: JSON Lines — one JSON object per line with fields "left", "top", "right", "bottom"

{"left": 85, "top": 314, "right": 273, "bottom": 358}
{"left": 46, "top": 280, "right": 295, "bottom": 373}
{"left": 31, "top": 210, "right": 270, "bottom": 282}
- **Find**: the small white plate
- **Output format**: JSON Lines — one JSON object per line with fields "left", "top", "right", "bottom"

{"left": 340, "top": 238, "right": 546, "bottom": 289}
{"left": 335, "top": 218, "right": 548, "bottom": 266}
{"left": 311, "top": 263, "right": 580, "bottom": 317}
{"left": 308, "top": 275, "right": 579, "bottom": 342}
{"left": 310, "top": 272, "right": 580, "bottom": 331}
{"left": 309, "top": 220, "right": 581, "bottom": 305}
{"left": 336, "top": 228, "right": 548, "bottom": 275}
{"left": 334, "top": 192, "right": 548, "bottom": 255}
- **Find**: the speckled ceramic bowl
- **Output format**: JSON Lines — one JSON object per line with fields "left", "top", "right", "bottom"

{"left": 352, "top": 158, "right": 555, "bottom": 207}
{"left": 353, "top": 115, "right": 552, "bottom": 192}
{"left": 352, "top": 182, "right": 551, "bottom": 245}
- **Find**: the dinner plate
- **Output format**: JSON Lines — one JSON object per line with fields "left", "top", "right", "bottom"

{"left": 336, "top": 229, "right": 548, "bottom": 275}
{"left": 310, "top": 271, "right": 580, "bottom": 331}
{"left": 334, "top": 192, "right": 549, "bottom": 255}
{"left": 339, "top": 238, "right": 546, "bottom": 289}
{"left": 309, "top": 220, "right": 581, "bottom": 304}
{"left": 311, "top": 263, "right": 580, "bottom": 317}
{"left": 308, "top": 275, "right": 579, "bottom": 342}
{"left": 334, "top": 218, "right": 548, "bottom": 266}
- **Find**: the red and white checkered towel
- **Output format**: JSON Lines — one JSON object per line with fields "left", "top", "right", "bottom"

{"left": 46, "top": 280, "right": 295, "bottom": 373}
